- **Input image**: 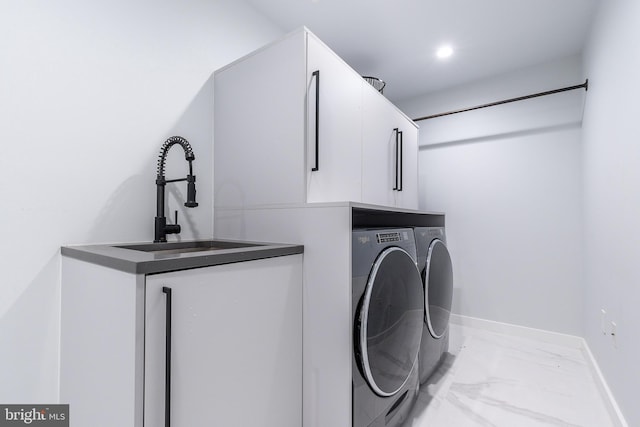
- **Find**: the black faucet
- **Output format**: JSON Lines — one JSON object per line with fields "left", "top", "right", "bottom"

{"left": 154, "top": 136, "right": 198, "bottom": 243}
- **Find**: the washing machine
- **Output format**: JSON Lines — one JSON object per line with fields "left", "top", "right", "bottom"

{"left": 414, "top": 227, "right": 453, "bottom": 384}
{"left": 352, "top": 228, "right": 424, "bottom": 427}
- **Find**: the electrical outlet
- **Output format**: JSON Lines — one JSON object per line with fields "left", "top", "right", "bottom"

{"left": 601, "top": 309, "right": 607, "bottom": 334}
{"left": 610, "top": 321, "right": 617, "bottom": 348}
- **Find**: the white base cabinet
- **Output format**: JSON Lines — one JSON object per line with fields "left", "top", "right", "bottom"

{"left": 61, "top": 254, "right": 302, "bottom": 427}
{"left": 144, "top": 258, "right": 302, "bottom": 427}
{"left": 214, "top": 27, "right": 418, "bottom": 210}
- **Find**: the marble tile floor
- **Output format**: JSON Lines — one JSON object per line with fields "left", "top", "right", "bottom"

{"left": 405, "top": 324, "right": 615, "bottom": 427}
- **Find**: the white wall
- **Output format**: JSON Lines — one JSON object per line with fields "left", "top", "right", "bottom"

{"left": 398, "top": 56, "right": 585, "bottom": 335}
{"left": 582, "top": 1, "right": 640, "bottom": 425}
{"left": 0, "top": 0, "right": 282, "bottom": 403}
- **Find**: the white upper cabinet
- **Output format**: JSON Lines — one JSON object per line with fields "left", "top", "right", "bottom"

{"left": 214, "top": 28, "right": 418, "bottom": 209}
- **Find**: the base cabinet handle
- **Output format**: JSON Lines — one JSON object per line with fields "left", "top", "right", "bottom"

{"left": 162, "top": 287, "right": 172, "bottom": 427}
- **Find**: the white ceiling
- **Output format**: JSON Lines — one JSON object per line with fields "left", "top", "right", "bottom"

{"left": 244, "top": 0, "right": 600, "bottom": 102}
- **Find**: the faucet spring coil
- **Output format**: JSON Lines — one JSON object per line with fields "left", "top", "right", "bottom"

{"left": 157, "top": 136, "right": 195, "bottom": 177}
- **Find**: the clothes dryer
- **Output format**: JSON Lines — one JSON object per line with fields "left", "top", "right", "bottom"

{"left": 414, "top": 227, "right": 453, "bottom": 384}
{"left": 352, "top": 228, "right": 423, "bottom": 427}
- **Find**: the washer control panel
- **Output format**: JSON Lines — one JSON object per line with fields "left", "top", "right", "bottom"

{"left": 376, "top": 231, "right": 409, "bottom": 243}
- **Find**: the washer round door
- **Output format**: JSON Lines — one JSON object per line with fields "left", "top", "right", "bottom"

{"left": 424, "top": 239, "right": 453, "bottom": 339}
{"left": 357, "top": 246, "right": 424, "bottom": 397}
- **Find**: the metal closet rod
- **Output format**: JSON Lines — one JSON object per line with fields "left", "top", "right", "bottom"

{"left": 413, "top": 79, "right": 589, "bottom": 122}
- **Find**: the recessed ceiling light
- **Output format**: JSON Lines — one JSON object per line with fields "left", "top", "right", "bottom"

{"left": 436, "top": 45, "right": 454, "bottom": 60}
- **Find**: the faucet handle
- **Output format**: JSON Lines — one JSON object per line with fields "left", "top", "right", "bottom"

{"left": 164, "top": 210, "right": 181, "bottom": 236}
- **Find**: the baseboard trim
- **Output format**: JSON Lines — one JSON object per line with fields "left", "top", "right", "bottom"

{"left": 580, "top": 342, "right": 629, "bottom": 427}
{"left": 449, "top": 314, "right": 583, "bottom": 348}
{"left": 450, "top": 314, "right": 628, "bottom": 427}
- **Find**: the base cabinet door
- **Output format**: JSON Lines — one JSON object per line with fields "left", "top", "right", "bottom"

{"left": 144, "top": 255, "right": 302, "bottom": 427}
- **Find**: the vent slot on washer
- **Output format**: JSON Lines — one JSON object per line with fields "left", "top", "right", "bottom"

{"left": 385, "top": 389, "right": 408, "bottom": 423}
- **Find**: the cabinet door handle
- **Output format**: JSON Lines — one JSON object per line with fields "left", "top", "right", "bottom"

{"left": 393, "top": 128, "right": 399, "bottom": 191}
{"left": 311, "top": 70, "right": 320, "bottom": 172}
{"left": 162, "top": 287, "right": 172, "bottom": 427}
{"left": 398, "top": 130, "right": 404, "bottom": 192}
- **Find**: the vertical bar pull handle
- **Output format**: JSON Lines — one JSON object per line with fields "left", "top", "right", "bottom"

{"left": 398, "top": 130, "right": 404, "bottom": 192}
{"left": 311, "top": 70, "right": 320, "bottom": 172}
{"left": 393, "top": 128, "right": 399, "bottom": 191}
{"left": 162, "top": 287, "right": 172, "bottom": 427}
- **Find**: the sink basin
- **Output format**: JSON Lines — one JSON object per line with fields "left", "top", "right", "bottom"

{"left": 117, "top": 240, "right": 262, "bottom": 255}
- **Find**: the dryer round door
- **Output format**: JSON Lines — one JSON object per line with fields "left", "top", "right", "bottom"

{"left": 424, "top": 239, "right": 453, "bottom": 339}
{"left": 357, "top": 246, "right": 424, "bottom": 397}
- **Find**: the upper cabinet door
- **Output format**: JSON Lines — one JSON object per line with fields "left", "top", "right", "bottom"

{"left": 362, "top": 86, "right": 419, "bottom": 209}
{"left": 361, "top": 85, "right": 397, "bottom": 207}
{"left": 306, "top": 34, "right": 363, "bottom": 203}
{"left": 394, "top": 122, "right": 419, "bottom": 209}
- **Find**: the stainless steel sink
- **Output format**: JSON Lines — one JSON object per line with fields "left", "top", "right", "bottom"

{"left": 117, "top": 240, "right": 261, "bottom": 255}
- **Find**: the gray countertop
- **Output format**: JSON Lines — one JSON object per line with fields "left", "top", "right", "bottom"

{"left": 61, "top": 239, "right": 304, "bottom": 275}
